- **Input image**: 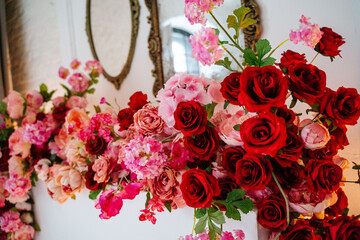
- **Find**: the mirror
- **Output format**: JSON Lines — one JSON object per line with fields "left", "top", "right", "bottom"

{"left": 86, "top": 0, "right": 140, "bottom": 89}
{"left": 145, "top": 0, "right": 260, "bottom": 96}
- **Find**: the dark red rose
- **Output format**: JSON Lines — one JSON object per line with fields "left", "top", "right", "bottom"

{"left": 222, "top": 146, "right": 246, "bottom": 180}
{"left": 117, "top": 107, "right": 134, "bottom": 130}
{"left": 180, "top": 168, "right": 221, "bottom": 208}
{"left": 316, "top": 27, "right": 345, "bottom": 58}
{"left": 173, "top": 101, "right": 207, "bottom": 136}
{"left": 86, "top": 136, "right": 107, "bottom": 155}
{"left": 52, "top": 105, "right": 69, "bottom": 124}
{"left": 277, "top": 50, "right": 307, "bottom": 71}
{"left": 274, "top": 130, "right": 303, "bottom": 167}
{"left": 128, "top": 91, "right": 148, "bottom": 110}
{"left": 220, "top": 72, "right": 242, "bottom": 105}
{"left": 280, "top": 220, "right": 319, "bottom": 240}
{"left": 85, "top": 162, "right": 107, "bottom": 191}
{"left": 303, "top": 138, "right": 338, "bottom": 161}
{"left": 238, "top": 66, "right": 288, "bottom": 112}
{"left": 184, "top": 126, "right": 219, "bottom": 160}
{"left": 30, "top": 144, "right": 50, "bottom": 163}
{"left": 329, "top": 124, "right": 349, "bottom": 150}
{"left": 257, "top": 194, "right": 287, "bottom": 232}
{"left": 240, "top": 112, "right": 287, "bottom": 157}
{"left": 214, "top": 179, "right": 239, "bottom": 210}
{"left": 326, "top": 188, "right": 348, "bottom": 217}
{"left": 275, "top": 105, "right": 296, "bottom": 125}
{"left": 0, "top": 147, "right": 10, "bottom": 172}
{"left": 320, "top": 87, "right": 360, "bottom": 126}
{"left": 235, "top": 154, "right": 272, "bottom": 190}
{"left": 305, "top": 159, "right": 342, "bottom": 194}
{"left": 326, "top": 216, "right": 360, "bottom": 240}
{"left": 288, "top": 63, "right": 326, "bottom": 105}
{"left": 272, "top": 160, "right": 305, "bottom": 190}
{"left": 36, "top": 112, "right": 46, "bottom": 121}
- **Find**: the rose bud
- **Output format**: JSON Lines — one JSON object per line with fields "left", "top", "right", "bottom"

{"left": 220, "top": 72, "right": 242, "bottom": 105}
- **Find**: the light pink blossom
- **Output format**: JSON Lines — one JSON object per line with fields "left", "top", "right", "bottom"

{"left": 68, "top": 73, "right": 90, "bottom": 92}
{"left": 8, "top": 128, "right": 31, "bottom": 158}
{"left": 14, "top": 224, "right": 35, "bottom": 240}
{"left": 25, "top": 89, "right": 43, "bottom": 109}
{"left": 65, "top": 108, "right": 90, "bottom": 135}
{"left": 85, "top": 60, "right": 103, "bottom": 75}
{"left": 21, "top": 109, "right": 37, "bottom": 125}
{"left": 95, "top": 188, "right": 123, "bottom": 220}
{"left": 5, "top": 175, "right": 31, "bottom": 203}
{"left": 208, "top": 81, "right": 225, "bottom": 103}
{"left": 3, "top": 90, "right": 25, "bottom": 119}
{"left": 20, "top": 213, "right": 34, "bottom": 225}
{"left": 34, "top": 158, "right": 52, "bottom": 181}
{"left": 301, "top": 122, "right": 330, "bottom": 150}
{"left": 52, "top": 96, "right": 66, "bottom": 108}
{"left": 120, "top": 182, "right": 144, "bottom": 200}
{"left": 15, "top": 202, "right": 32, "bottom": 211}
{"left": 70, "top": 59, "right": 81, "bottom": 69}
{"left": 65, "top": 138, "right": 88, "bottom": 171}
{"left": 92, "top": 155, "right": 112, "bottom": 183}
{"left": 58, "top": 66, "right": 70, "bottom": 79}
{"left": 290, "top": 15, "right": 323, "bottom": 48}
{"left": 189, "top": 27, "right": 224, "bottom": 66}
{"left": 0, "top": 210, "right": 22, "bottom": 233}
{"left": 100, "top": 97, "right": 106, "bottom": 104}
{"left": 66, "top": 96, "right": 87, "bottom": 109}
{"left": 184, "top": 0, "right": 224, "bottom": 25}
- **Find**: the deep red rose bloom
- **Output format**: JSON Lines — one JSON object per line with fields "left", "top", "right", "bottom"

{"left": 316, "top": 27, "right": 345, "bottom": 58}
{"left": 320, "top": 87, "right": 360, "bottom": 126}
{"left": 220, "top": 72, "right": 242, "bottom": 105}
{"left": 180, "top": 168, "right": 221, "bottom": 208}
{"left": 257, "top": 194, "right": 287, "bottom": 232}
{"left": 303, "top": 138, "right": 338, "bottom": 161}
{"left": 128, "top": 91, "right": 148, "bottom": 110}
{"left": 275, "top": 105, "right": 296, "bottom": 125}
{"left": 326, "top": 216, "right": 360, "bottom": 240}
{"left": 222, "top": 146, "right": 246, "bottom": 180}
{"left": 326, "top": 188, "right": 348, "bottom": 217}
{"left": 288, "top": 63, "right": 326, "bottom": 105}
{"left": 173, "top": 101, "right": 207, "bottom": 136}
{"left": 279, "top": 220, "right": 319, "bottom": 240}
{"left": 36, "top": 112, "right": 46, "bottom": 121}
{"left": 86, "top": 136, "right": 107, "bottom": 155}
{"left": 85, "top": 162, "right": 107, "bottom": 191}
{"left": 117, "top": 107, "right": 134, "bottom": 130}
{"left": 330, "top": 124, "right": 349, "bottom": 150}
{"left": 0, "top": 147, "right": 10, "bottom": 172}
{"left": 274, "top": 130, "right": 303, "bottom": 167}
{"left": 272, "top": 160, "right": 305, "bottom": 190}
{"left": 305, "top": 159, "right": 342, "bottom": 194}
{"left": 240, "top": 112, "right": 287, "bottom": 157}
{"left": 184, "top": 126, "right": 219, "bottom": 160}
{"left": 235, "top": 154, "right": 272, "bottom": 190}
{"left": 238, "top": 66, "right": 288, "bottom": 112}
{"left": 52, "top": 105, "right": 69, "bottom": 124}
{"left": 277, "top": 50, "right": 307, "bottom": 71}
{"left": 214, "top": 179, "right": 239, "bottom": 210}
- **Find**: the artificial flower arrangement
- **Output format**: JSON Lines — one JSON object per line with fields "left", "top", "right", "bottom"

{"left": 1, "top": 0, "right": 360, "bottom": 239}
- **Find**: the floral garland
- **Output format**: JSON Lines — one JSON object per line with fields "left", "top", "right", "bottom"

{"left": 1, "top": 1, "right": 360, "bottom": 240}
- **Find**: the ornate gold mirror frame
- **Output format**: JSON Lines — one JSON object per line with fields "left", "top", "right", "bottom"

{"left": 146, "top": 0, "right": 261, "bottom": 96}
{"left": 86, "top": 0, "right": 140, "bottom": 89}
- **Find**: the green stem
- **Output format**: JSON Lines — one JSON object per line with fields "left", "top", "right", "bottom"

{"left": 310, "top": 52, "right": 320, "bottom": 64}
{"left": 209, "top": 11, "right": 244, "bottom": 53}
{"left": 192, "top": 208, "right": 196, "bottom": 235}
{"left": 268, "top": 39, "right": 290, "bottom": 57}
{"left": 341, "top": 180, "right": 360, "bottom": 184}
{"left": 219, "top": 42, "right": 244, "bottom": 71}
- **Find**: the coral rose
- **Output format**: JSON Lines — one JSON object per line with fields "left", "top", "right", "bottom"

{"left": 133, "top": 104, "right": 164, "bottom": 135}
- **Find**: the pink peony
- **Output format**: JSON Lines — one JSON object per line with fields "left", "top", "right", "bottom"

{"left": 66, "top": 96, "right": 87, "bottom": 109}
{"left": 21, "top": 109, "right": 37, "bottom": 125}
{"left": 5, "top": 175, "right": 31, "bottom": 203}
{"left": 15, "top": 202, "right": 32, "bottom": 211}
{"left": 68, "top": 73, "right": 90, "bottom": 92}
{"left": 3, "top": 90, "right": 25, "bottom": 119}
{"left": 85, "top": 60, "right": 103, "bottom": 75}
{"left": 34, "top": 158, "right": 51, "bottom": 181}
{"left": 133, "top": 103, "right": 165, "bottom": 135}
{"left": 92, "top": 155, "right": 112, "bottom": 183}
{"left": 70, "top": 59, "right": 81, "bottom": 69}
{"left": 14, "top": 224, "right": 35, "bottom": 240}
{"left": 58, "top": 66, "right": 70, "bottom": 79}
{"left": 25, "top": 89, "right": 43, "bottom": 109}
{"left": 290, "top": 15, "right": 323, "bottom": 48}
{"left": 301, "top": 122, "right": 330, "bottom": 150}
{"left": 95, "top": 188, "right": 123, "bottom": 219}
{"left": 8, "top": 128, "right": 31, "bottom": 158}
{"left": 0, "top": 211, "right": 22, "bottom": 233}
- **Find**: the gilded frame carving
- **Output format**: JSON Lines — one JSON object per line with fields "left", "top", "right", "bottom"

{"left": 86, "top": 0, "right": 140, "bottom": 89}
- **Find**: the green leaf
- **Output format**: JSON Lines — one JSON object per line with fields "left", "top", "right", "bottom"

{"left": 87, "top": 88, "right": 96, "bottom": 94}
{"left": 291, "top": 211, "right": 301, "bottom": 218}
{"left": 260, "top": 57, "right": 276, "bottom": 66}
{"left": 215, "top": 57, "right": 234, "bottom": 71}
{"left": 94, "top": 105, "right": 101, "bottom": 113}
{"left": 89, "top": 189, "right": 102, "bottom": 200}
{"left": 214, "top": 28, "right": 220, "bottom": 35}
{"left": 226, "top": 15, "right": 238, "bottom": 31}
{"left": 352, "top": 165, "right": 360, "bottom": 170}
{"left": 60, "top": 83, "right": 71, "bottom": 97}
{"left": 0, "top": 101, "right": 8, "bottom": 116}
{"left": 164, "top": 201, "right": 172, "bottom": 212}
{"left": 145, "top": 192, "right": 151, "bottom": 207}
{"left": 195, "top": 213, "right": 208, "bottom": 234}
{"left": 243, "top": 49, "right": 258, "bottom": 66}
{"left": 208, "top": 219, "right": 222, "bottom": 240}
{"left": 205, "top": 102, "right": 217, "bottom": 120}
{"left": 71, "top": 195, "right": 76, "bottom": 200}
{"left": 233, "top": 124, "right": 240, "bottom": 131}
{"left": 195, "top": 208, "right": 207, "bottom": 219}
{"left": 219, "top": 40, "right": 229, "bottom": 45}
{"left": 30, "top": 171, "right": 38, "bottom": 187}
{"left": 255, "top": 39, "right": 272, "bottom": 60}
{"left": 225, "top": 204, "right": 241, "bottom": 221}
{"left": 232, "top": 197, "right": 254, "bottom": 214}
{"left": 224, "top": 100, "right": 230, "bottom": 109}
{"left": 342, "top": 208, "right": 349, "bottom": 216}
{"left": 240, "top": 17, "right": 257, "bottom": 29}
{"left": 227, "top": 189, "right": 246, "bottom": 202}
{"left": 233, "top": 7, "right": 253, "bottom": 29}
{"left": 208, "top": 208, "right": 226, "bottom": 225}
{"left": 40, "top": 83, "right": 48, "bottom": 92}
{"left": 207, "top": 121, "right": 216, "bottom": 128}
{"left": 33, "top": 223, "right": 41, "bottom": 232}
{"left": 289, "top": 97, "right": 297, "bottom": 109}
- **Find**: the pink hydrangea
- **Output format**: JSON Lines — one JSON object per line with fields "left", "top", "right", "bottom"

{"left": 95, "top": 188, "right": 123, "bottom": 220}
{"left": 68, "top": 73, "right": 90, "bottom": 92}
{"left": 85, "top": 60, "right": 103, "bottom": 75}
{"left": 189, "top": 27, "right": 224, "bottom": 66}
{"left": 3, "top": 90, "right": 25, "bottom": 119}
{"left": 70, "top": 59, "right": 81, "bottom": 69}
{"left": 14, "top": 224, "right": 35, "bottom": 240}
{"left": 122, "top": 136, "right": 167, "bottom": 180}
{"left": 23, "top": 120, "right": 52, "bottom": 147}
{"left": 290, "top": 15, "right": 323, "bottom": 48}
{"left": 156, "top": 72, "right": 212, "bottom": 127}
{"left": 58, "top": 66, "right": 70, "bottom": 79}
{"left": 0, "top": 210, "right": 22, "bottom": 233}
{"left": 5, "top": 175, "right": 31, "bottom": 203}
{"left": 78, "top": 112, "right": 115, "bottom": 143}
{"left": 184, "top": 0, "right": 224, "bottom": 25}
{"left": 178, "top": 233, "right": 209, "bottom": 240}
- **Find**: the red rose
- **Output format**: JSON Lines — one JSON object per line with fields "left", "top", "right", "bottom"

{"left": 305, "top": 159, "right": 342, "bottom": 194}
{"left": 238, "top": 66, "right": 288, "bottom": 112}
{"left": 184, "top": 126, "right": 219, "bottom": 160}
{"left": 303, "top": 139, "right": 338, "bottom": 161}
{"left": 173, "top": 101, "right": 207, "bottom": 136}
{"left": 288, "top": 63, "right": 326, "bottom": 105}
{"left": 257, "top": 194, "right": 287, "bottom": 232}
{"left": 117, "top": 107, "right": 134, "bottom": 130}
{"left": 222, "top": 146, "right": 246, "bottom": 180}
{"left": 277, "top": 50, "right": 307, "bottom": 71}
{"left": 272, "top": 160, "right": 304, "bottom": 190}
{"left": 329, "top": 123, "right": 349, "bottom": 150}
{"left": 240, "top": 112, "right": 287, "bottom": 157}
{"left": 275, "top": 105, "right": 296, "bottom": 125}
{"left": 326, "top": 216, "right": 360, "bottom": 240}
{"left": 235, "top": 154, "right": 272, "bottom": 190}
{"left": 52, "top": 105, "right": 69, "bottom": 124}
{"left": 326, "top": 188, "right": 348, "bottom": 217}
{"left": 220, "top": 72, "right": 242, "bottom": 105}
{"left": 280, "top": 220, "right": 319, "bottom": 240}
{"left": 85, "top": 136, "right": 107, "bottom": 155}
{"left": 214, "top": 179, "right": 239, "bottom": 210}
{"left": 320, "top": 87, "right": 360, "bottom": 126}
{"left": 180, "top": 168, "right": 220, "bottom": 208}
{"left": 128, "top": 91, "right": 148, "bottom": 110}
{"left": 316, "top": 27, "right": 345, "bottom": 58}
{"left": 274, "top": 130, "right": 303, "bottom": 167}
{"left": 85, "top": 162, "right": 107, "bottom": 191}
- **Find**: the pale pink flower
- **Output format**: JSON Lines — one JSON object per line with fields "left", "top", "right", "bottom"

{"left": 246, "top": 188, "right": 272, "bottom": 203}
{"left": 65, "top": 108, "right": 90, "bottom": 135}
{"left": 95, "top": 188, "right": 123, "bottom": 219}
{"left": 14, "top": 224, "right": 35, "bottom": 240}
{"left": 234, "top": 230, "right": 245, "bottom": 240}
{"left": 23, "top": 120, "right": 52, "bottom": 147}
{"left": 15, "top": 202, "right": 32, "bottom": 211}
{"left": 52, "top": 96, "right": 66, "bottom": 108}
{"left": 85, "top": 60, "right": 103, "bottom": 75}
{"left": 34, "top": 158, "right": 52, "bottom": 181}
{"left": 92, "top": 155, "right": 112, "bottom": 183}
{"left": 58, "top": 66, "right": 70, "bottom": 79}
{"left": 65, "top": 138, "right": 88, "bottom": 171}
{"left": 8, "top": 128, "right": 31, "bottom": 158}
{"left": 3, "top": 90, "right": 25, "bottom": 119}
{"left": 167, "top": 138, "right": 191, "bottom": 171}
{"left": 70, "top": 59, "right": 81, "bottom": 69}
{"left": 208, "top": 81, "right": 225, "bottom": 103}
{"left": 8, "top": 156, "right": 28, "bottom": 177}
{"left": 5, "top": 175, "right": 31, "bottom": 203}
{"left": 133, "top": 103, "right": 165, "bottom": 135}
{"left": 122, "top": 136, "right": 167, "bottom": 180}
{"left": 25, "top": 89, "right": 43, "bottom": 109}
{"left": 184, "top": 0, "right": 224, "bottom": 25}
{"left": 51, "top": 127, "right": 69, "bottom": 159}
{"left": 301, "top": 122, "right": 330, "bottom": 150}
{"left": 68, "top": 73, "right": 90, "bottom": 92}
{"left": 20, "top": 213, "right": 34, "bottom": 224}
{"left": 290, "top": 15, "right": 323, "bottom": 48}
{"left": 0, "top": 210, "right": 22, "bottom": 233}
{"left": 189, "top": 27, "right": 224, "bottom": 66}
{"left": 66, "top": 96, "right": 87, "bottom": 109}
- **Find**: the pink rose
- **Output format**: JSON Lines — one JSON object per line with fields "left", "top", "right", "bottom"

{"left": 25, "top": 89, "right": 43, "bottom": 109}
{"left": 52, "top": 96, "right": 66, "bottom": 108}
{"left": 3, "top": 90, "right": 25, "bottom": 119}
{"left": 14, "top": 224, "right": 35, "bottom": 240}
{"left": 65, "top": 108, "right": 90, "bottom": 134}
{"left": 133, "top": 104, "right": 165, "bottom": 135}
{"left": 301, "top": 122, "right": 330, "bottom": 150}
{"left": 58, "top": 66, "right": 70, "bottom": 79}
{"left": 95, "top": 188, "right": 123, "bottom": 219}
{"left": 0, "top": 210, "right": 22, "bottom": 233}
{"left": 68, "top": 73, "right": 89, "bottom": 92}
{"left": 8, "top": 128, "right": 31, "bottom": 158}
{"left": 66, "top": 96, "right": 87, "bottom": 109}
{"left": 208, "top": 81, "right": 225, "bottom": 103}
{"left": 70, "top": 59, "right": 81, "bottom": 69}
{"left": 92, "top": 155, "right": 112, "bottom": 183}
